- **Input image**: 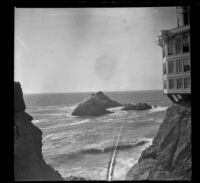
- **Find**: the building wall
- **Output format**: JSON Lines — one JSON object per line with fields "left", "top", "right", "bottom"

{"left": 158, "top": 6, "right": 191, "bottom": 95}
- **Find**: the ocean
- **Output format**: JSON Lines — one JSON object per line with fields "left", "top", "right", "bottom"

{"left": 24, "top": 90, "right": 172, "bottom": 180}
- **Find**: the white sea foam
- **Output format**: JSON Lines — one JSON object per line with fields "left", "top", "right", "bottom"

{"left": 47, "top": 113, "right": 66, "bottom": 116}
{"left": 59, "top": 104, "right": 78, "bottom": 111}
{"left": 149, "top": 106, "right": 168, "bottom": 113}
{"left": 102, "top": 119, "right": 113, "bottom": 123}
{"left": 67, "top": 119, "right": 90, "bottom": 126}
{"left": 32, "top": 119, "right": 40, "bottom": 123}
{"left": 43, "top": 132, "right": 67, "bottom": 141}
{"left": 108, "top": 106, "right": 124, "bottom": 112}
{"left": 32, "top": 118, "right": 50, "bottom": 124}
{"left": 155, "top": 118, "right": 163, "bottom": 123}
{"left": 41, "top": 119, "right": 90, "bottom": 130}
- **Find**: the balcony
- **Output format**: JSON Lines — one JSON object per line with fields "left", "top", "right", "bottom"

{"left": 168, "top": 25, "right": 190, "bottom": 36}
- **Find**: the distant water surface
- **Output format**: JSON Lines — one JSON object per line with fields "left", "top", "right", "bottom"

{"left": 24, "top": 90, "right": 172, "bottom": 180}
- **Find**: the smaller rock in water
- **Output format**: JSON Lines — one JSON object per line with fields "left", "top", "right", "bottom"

{"left": 121, "top": 103, "right": 152, "bottom": 111}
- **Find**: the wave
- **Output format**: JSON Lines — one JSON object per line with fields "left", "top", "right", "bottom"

{"left": 32, "top": 118, "right": 50, "bottom": 123}
{"left": 41, "top": 119, "right": 90, "bottom": 130}
{"left": 43, "top": 132, "right": 67, "bottom": 141}
{"left": 149, "top": 106, "right": 168, "bottom": 113}
{"left": 51, "top": 139, "right": 150, "bottom": 163}
{"left": 155, "top": 118, "right": 163, "bottom": 123}
{"left": 32, "top": 119, "right": 41, "bottom": 123}
{"left": 107, "top": 106, "right": 124, "bottom": 111}
{"left": 58, "top": 104, "right": 78, "bottom": 111}
{"left": 29, "top": 104, "right": 78, "bottom": 116}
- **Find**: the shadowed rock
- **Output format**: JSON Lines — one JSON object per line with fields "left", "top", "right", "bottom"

{"left": 14, "top": 82, "right": 63, "bottom": 181}
{"left": 14, "top": 82, "right": 26, "bottom": 113}
{"left": 121, "top": 103, "right": 152, "bottom": 111}
{"left": 66, "top": 175, "right": 87, "bottom": 181}
{"left": 72, "top": 91, "right": 122, "bottom": 116}
{"left": 126, "top": 103, "right": 191, "bottom": 180}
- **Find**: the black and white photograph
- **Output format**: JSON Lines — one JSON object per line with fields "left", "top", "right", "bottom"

{"left": 14, "top": 6, "right": 191, "bottom": 181}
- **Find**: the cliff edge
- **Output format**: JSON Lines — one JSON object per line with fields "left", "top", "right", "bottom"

{"left": 126, "top": 102, "right": 191, "bottom": 180}
{"left": 14, "top": 82, "right": 63, "bottom": 181}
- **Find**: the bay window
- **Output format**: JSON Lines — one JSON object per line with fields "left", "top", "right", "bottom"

{"left": 175, "top": 36, "right": 182, "bottom": 54}
{"left": 183, "top": 59, "right": 190, "bottom": 72}
{"left": 168, "top": 61, "right": 175, "bottom": 74}
{"left": 176, "top": 59, "right": 183, "bottom": 73}
{"left": 184, "top": 78, "right": 190, "bottom": 88}
{"left": 169, "top": 79, "right": 175, "bottom": 89}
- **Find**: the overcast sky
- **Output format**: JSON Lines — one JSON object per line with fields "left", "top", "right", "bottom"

{"left": 15, "top": 7, "right": 177, "bottom": 93}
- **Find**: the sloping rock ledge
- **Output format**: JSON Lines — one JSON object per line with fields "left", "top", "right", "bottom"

{"left": 126, "top": 102, "right": 191, "bottom": 180}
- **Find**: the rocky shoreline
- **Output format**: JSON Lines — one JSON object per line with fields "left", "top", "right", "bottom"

{"left": 126, "top": 102, "right": 191, "bottom": 180}
{"left": 14, "top": 82, "right": 87, "bottom": 181}
{"left": 15, "top": 82, "right": 191, "bottom": 180}
{"left": 14, "top": 82, "right": 63, "bottom": 180}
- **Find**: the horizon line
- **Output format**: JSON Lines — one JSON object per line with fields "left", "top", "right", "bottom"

{"left": 24, "top": 89, "right": 163, "bottom": 95}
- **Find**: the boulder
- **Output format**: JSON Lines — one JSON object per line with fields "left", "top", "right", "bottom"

{"left": 71, "top": 91, "right": 122, "bottom": 116}
{"left": 126, "top": 103, "right": 191, "bottom": 180}
{"left": 121, "top": 103, "right": 152, "bottom": 111}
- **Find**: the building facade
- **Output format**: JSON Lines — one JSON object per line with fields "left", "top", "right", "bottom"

{"left": 157, "top": 7, "right": 191, "bottom": 103}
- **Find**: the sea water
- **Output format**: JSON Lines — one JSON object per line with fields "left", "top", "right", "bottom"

{"left": 24, "top": 90, "right": 172, "bottom": 180}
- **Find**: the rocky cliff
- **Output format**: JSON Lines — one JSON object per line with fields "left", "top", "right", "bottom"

{"left": 14, "top": 82, "right": 63, "bottom": 181}
{"left": 126, "top": 101, "right": 191, "bottom": 180}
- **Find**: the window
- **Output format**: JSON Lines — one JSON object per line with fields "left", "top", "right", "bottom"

{"left": 168, "top": 61, "right": 174, "bottom": 74}
{"left": 184, "top": 78, "right": 190, "bottom": 88}
{"left": 163, "top": 63, "right": 166, "bottom": 75}
{"left": 168, "top": 38, "right": 174, "bottom": 55}
{"left": 183, "top": 7, "right": 190, "bottom": 25}
{"left": 177, "top": 79, "right": 183, "bottom": 89}
{"left": 176, "top": 59, "right": 183, "bottom": 73}
{"left": 169, "top": 79, "right": 174, "bottom": 89}
{"left": 162, "top": 47, "right": 165, "bottom": 58}
{"left": 183, "top": 59, "right": 190, "bottom": 72}
{"left": 183, "top": 33, "right": 189, "bottom": 53}
{"left": 163, "top": 80, "right": 167, "bottom": 89}
{"left": 175, "top": 36, "right": 182, "bottom": 54}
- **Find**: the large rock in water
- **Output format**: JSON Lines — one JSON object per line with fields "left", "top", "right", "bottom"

{"left": 126, "top": 103, "right": 191, "bottom": 180}
{"left": 71, "top": 91, "right": 122, "bottom": 116}
{"left": 121, "top": 103, "right": 152, "bottom": 111}
{"left": 14, "top": 82, "right": 63, "bottom": 181}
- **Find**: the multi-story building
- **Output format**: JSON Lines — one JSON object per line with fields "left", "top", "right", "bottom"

{"left": 157, "top": 6, "right": 191, "bottom": 103}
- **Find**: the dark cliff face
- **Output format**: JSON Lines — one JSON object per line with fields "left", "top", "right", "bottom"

{"left": 126, "top": 103, "right": 191, "bottom": 180}
{"left": 14, "top": 82, "right": 63, "bottom": 181}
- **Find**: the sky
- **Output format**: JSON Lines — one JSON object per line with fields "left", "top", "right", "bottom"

{"left": 15, "top": 7, "right": 177, "bottom": 94}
